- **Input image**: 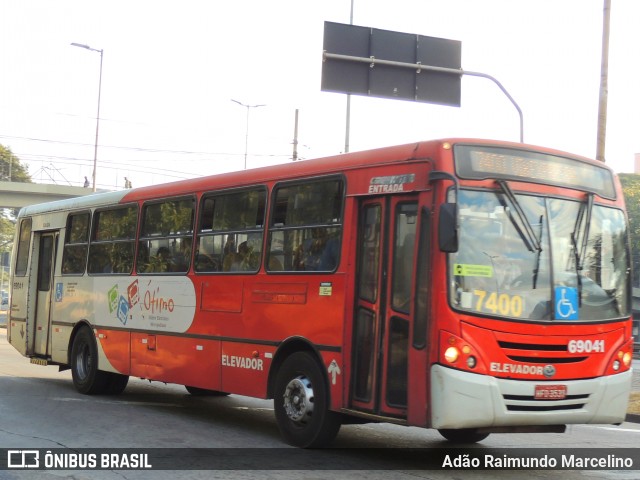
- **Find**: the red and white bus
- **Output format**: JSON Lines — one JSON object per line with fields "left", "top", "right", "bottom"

{"left": 7, "top": 139, "right": 633, "bottom": 447}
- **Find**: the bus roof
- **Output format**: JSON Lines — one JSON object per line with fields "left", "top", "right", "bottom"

{"left": 17, "top": 138, "right": 612, "bottom": 217}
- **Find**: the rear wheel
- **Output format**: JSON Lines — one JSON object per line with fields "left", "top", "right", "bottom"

{"left": 71, "top": 326, "right": 111, "bottom": 394}
{"left": 274, "top": 352, "right": 341, "bottom": 448}
{"left": 438, "top": 428, "right": 490, "bottom": 443}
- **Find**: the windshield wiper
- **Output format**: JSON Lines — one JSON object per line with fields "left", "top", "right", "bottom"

{"left": 571, "top": 193, "right": 594, "bottom": 306}
{"left": 532, "top": 215, "right": 544, "bottom": 289}
{"left": 495, "top": 180, "right": 541, "bottom": 253}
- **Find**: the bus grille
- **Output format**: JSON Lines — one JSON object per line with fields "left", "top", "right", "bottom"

{"left": 497, "top": 341, "right": 587, "bottom": 364}
{"left": 502, "top": 393, "right": 589, "bottom": 412}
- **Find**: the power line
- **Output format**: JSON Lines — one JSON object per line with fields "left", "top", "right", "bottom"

{"left": 1, "top": 133, "right": 297, "bottom": 189}
{"left": 0, "top": 134, "right": 291, "bottom": 158}
{"left": 17, "top": 154, "right": 201, "bottom": 180}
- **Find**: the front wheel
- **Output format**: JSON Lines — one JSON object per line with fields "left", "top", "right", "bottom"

{"left": 274, "top": 352, "right": 341, "bottom": 448}
{"left": 438, "top": 428, "right": 490, "bottom": 443}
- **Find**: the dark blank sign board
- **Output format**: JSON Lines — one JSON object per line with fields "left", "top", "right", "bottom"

{"left": 322, "top": 21, "right": 462, "bottom": 107}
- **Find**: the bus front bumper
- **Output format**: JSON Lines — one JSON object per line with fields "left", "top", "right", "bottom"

{"left": 430, "top": 364, "right": 632, "bottom": 430}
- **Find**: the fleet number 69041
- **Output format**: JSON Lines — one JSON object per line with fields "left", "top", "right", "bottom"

{"left": 567, "top": 339, "right": 605, "bottom": 353}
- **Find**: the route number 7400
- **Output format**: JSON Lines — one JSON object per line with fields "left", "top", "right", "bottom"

{"left": 473, "top": 289, "right": 523, "bottom": 317}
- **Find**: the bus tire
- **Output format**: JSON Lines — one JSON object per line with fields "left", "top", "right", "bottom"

{"left": 70, "top": 327, "right": 110, "bottom": 395}
{"left": 105, "top": 373, "right": 129, "bottom": 395}
{"left": 438, "top": 428, "right": 489, "bottom": 443}
{"left": 274, "top": 352, "right": 341, "bottom": 448}
{"left": 185, "top": 386, "right": 229, "bottom": 396}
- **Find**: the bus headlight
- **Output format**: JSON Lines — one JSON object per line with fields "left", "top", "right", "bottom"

{"left": 444, "top": 346, "right": 459, "bottom": 363}
{"left": 439, "top": 331, "right": 487, "bottom": 373}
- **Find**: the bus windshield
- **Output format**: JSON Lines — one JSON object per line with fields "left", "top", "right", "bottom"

{"left": 449, "top": 188, "right": 630, "bottom": 321}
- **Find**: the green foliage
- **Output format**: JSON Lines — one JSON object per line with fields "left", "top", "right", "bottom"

{"left": 0, "top": 144, "right": 33, "bottom": 264}
{"left": 619, "top": 174, "right": 640, "bottom": 285}
{"left": 94, "top": 207, "right": 137, "bottom": 241}
{"left": 212, "top": 191, "right": 263, "bottom": 231}
{"left": 0, "top": 144, "right": 31, "bottom": 183}
{"left": 142, "top": 199, "right": 193, "bottom": 236}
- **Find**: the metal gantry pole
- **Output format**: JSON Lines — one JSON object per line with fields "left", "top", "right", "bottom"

{"left": 344, "top": 0, "right": 355, "bottom": 153}
{"left": 323, "top": 51, "right": 524, "bottom": 143}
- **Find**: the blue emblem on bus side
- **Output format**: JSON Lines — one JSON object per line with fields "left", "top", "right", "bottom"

{"left": 55, "top": 283, "right": 63, "bottom": 302}
{"left": 554, "top": 286, "right": 578, "bottom": 320}
{"left": 117, "top": 296, "right": 129, "bottom": 325}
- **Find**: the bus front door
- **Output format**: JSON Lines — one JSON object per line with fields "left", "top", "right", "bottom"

{"left": 350, "top": 196, "right": 418, "bottom": 419}
{"left": 31, "top": 232, "right": 57, "bottom": 357}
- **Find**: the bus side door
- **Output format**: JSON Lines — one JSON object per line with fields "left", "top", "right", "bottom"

{"left": 350, "top": 195, "right": 419, "bottom": 418}
{"left": 31, "top": 232, "right": 58, "bottom": 357}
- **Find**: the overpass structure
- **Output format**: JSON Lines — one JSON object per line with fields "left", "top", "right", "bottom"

{"left": 0, "top": 181, "right": 99, "bottom": 209}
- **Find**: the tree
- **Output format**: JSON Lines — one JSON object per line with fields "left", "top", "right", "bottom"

{"left": 619, "top": 174, "right": 640, "bottom": 286}
{"left": 0, "top": 144, "right": 33, "bottom": 275}
{"left": 0, "top": 144, "right": 32, "bottom": 183}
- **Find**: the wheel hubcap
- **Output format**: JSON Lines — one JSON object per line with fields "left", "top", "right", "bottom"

{"left": 76, "top": 344, "right": 91, "bottom": 380}
{"left": 283, "top": 375, "right": 314, "bottom": 424}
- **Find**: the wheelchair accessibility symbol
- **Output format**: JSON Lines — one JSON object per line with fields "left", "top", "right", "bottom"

{"left": 555, "top": 286, "right": 578, "bottom": 320}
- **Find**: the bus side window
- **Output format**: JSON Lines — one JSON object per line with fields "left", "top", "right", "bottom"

{"left": 62, "top": 212, "right": 90, "bottom": 275}
{"left": 137, "top": 197, "right": 195, "bottom": 275}
{"left": 88, "top": 205, "right": 137, "bottom": 275}
{"left": 195, "top": 188, "right": 266, "bottom": 274}
{"left": 268, "top": 177, "right": 344, "bottom": 273}
{"left": 15, "top": 218, "right": 32, "bottom": 277}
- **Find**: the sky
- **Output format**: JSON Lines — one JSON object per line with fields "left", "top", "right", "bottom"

{"left": 1, "top": 0, "right": 639, "bottom": 190}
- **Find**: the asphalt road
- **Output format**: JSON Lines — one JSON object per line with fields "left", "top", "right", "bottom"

{"left": 1, "top": 325, "right": 640, "bottom": 479}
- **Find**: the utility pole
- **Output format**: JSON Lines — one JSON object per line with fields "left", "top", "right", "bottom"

{"left": 292, "top": 109, "right": 299, "bottom": 161}
{"left": 596, "top": 0, "right": 611, "bottom": 162}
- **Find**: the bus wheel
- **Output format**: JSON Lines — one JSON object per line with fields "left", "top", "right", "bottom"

{"left": 185, "top": 386, "right": 230, "bottom": 396}
{"left": 274, "top": 352, "right": 341, "bottom": 448}
{"left": 438, "top": 428, "right": 489, "bottom": 443}
{"left": 70, "top": 327, "right": 109, "bottom": 395}
{"left": 105, "top": 373, "right": 129, "bottom": 395}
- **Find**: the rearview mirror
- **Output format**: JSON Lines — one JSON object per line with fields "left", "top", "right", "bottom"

{"left": 438, "top": 203, "right": 458, "bottom": 253}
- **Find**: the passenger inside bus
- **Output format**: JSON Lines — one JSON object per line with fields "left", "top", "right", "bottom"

{"left": 154, "top": 247, "right": 171, "bottom": 272}
{"left": 172, "top": 238, "right": 191, "bottom": 272}
{"left": 295, "top": 228, "right": 339, "bottom": 271}
{"left": 229, "top": 241, "right": 251, "bottom": 271}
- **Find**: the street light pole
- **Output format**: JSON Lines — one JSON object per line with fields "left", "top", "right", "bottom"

{"left": 596, "top": 0, "right": 611, "bottom": 162}
{"left": 71, "top": 42, "right": 103, "bottom": 191}
{"left": 231, "top": 99, "right": 265, "bottom": 170}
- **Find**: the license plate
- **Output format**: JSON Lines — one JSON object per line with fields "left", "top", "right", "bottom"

{"left": 534, "top": 384, "right": 567, "bottom": 400}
